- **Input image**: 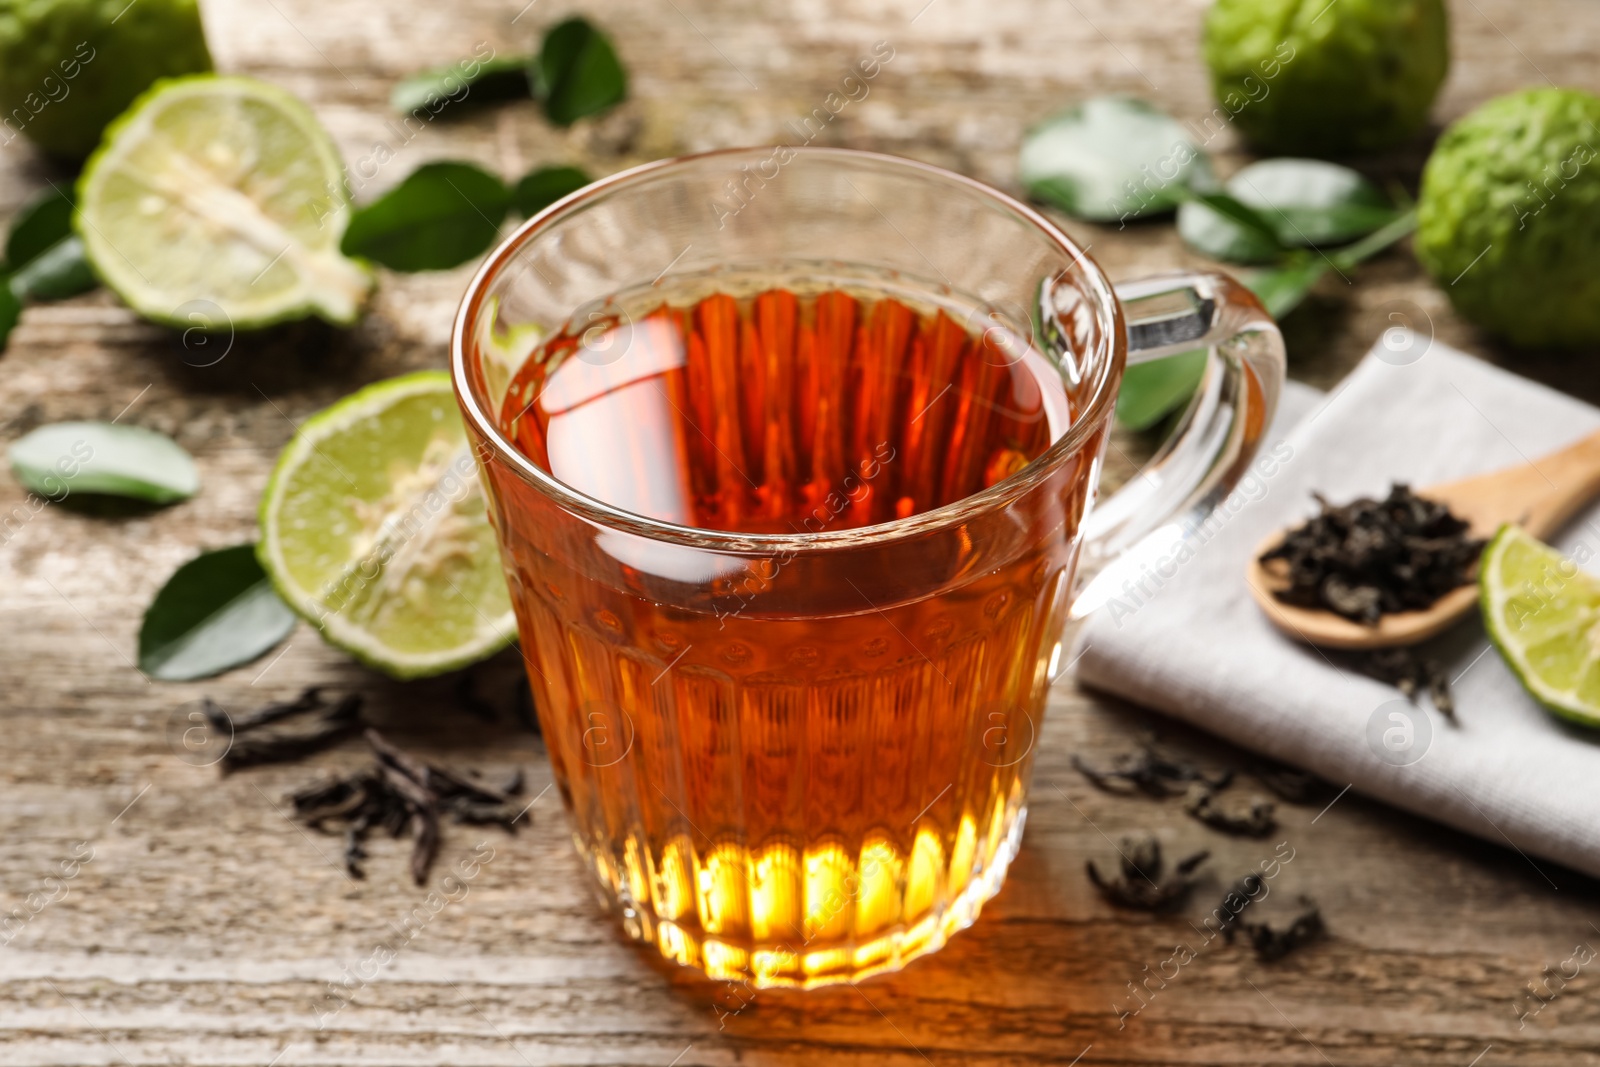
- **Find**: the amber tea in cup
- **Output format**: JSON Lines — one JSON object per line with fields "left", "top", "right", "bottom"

{"left": 453, "top": 148, "right": 1284, "bottom": 987}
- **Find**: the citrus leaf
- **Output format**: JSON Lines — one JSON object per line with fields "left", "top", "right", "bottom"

{"left": 391, "top": 55, "right": 532, "bottom": 115}
{"left": 511, "top": 165, "right": 591, "bottom": 217}
{"left": 9, "top": 421, "right": 199, "bottom": 503}
{"left": 1227, "top": 159, "right": 1397, "bottom": 247}
{"left": 1328, "top": 207, "right": 1419, "bottom": 271}
{"left": 1245, "top": 256, "right": 1329, "bottom": 320}
{"left": 341, "top": 162, "right": 510, "bottom": 272}
{"left": 0, "top": 275, "right": 17, "bottom": 352}
{"left": 139, "top": 544, "right": 298, "bottom": 681}
{"left": 531, "top": 17, "right": 627, "bottom": 126}
{"left": 1243, "top": 209, "right": 1418, "bottom": 322}
{"left": 1116, "top": 348, "right": 1208, "bottom": 430}
{"left": 1018, "top": 96, "right": 1214, "bottom": 223}
{"left": 9, "top": 236, "right": 97, "bottom": 301}
{"left": 1177, "top": 191, "right": 1286, "bottom": 264}
{"left": 5, "top": 189, "right": 74, "bottom": 270}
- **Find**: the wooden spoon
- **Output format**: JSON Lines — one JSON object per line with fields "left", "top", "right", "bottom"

{"left": 1248, "top": 427, "right": 1600, "bottom": 649}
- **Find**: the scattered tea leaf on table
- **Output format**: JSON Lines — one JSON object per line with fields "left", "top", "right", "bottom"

{"left": 1227, "top": 158, "right": 1397, "bottom": 247}
{"left": 1018, "top": 96, "right": 1214, "bottom": 223}
{"left": 341, "top": 162, "right": 511, "bottom": 272}
{"left": 5, "top": 188, "right": 74, "bottom": 269}
{"left": 9, "top": 421, "right": 199, "bottom": 503}
{"left": 139, "top": 544, "right": 298, "bottom": 681}
{"left": 511, "top": 165, "right": 592, "bottom": 217}
{"left": 1116, "top": 348, "right": 1208, "bottom": 430}
{"left": 391, "top": 55, "right": 533, "bottom": 114}
{"left": 531, "top": 17, "right": 627, "bottom": 126}
{"left": 9, "top": 235, "right": 97, "bottom": 301}
{"left": 1176, "top": 191, "right": 1286, "bottom": 264}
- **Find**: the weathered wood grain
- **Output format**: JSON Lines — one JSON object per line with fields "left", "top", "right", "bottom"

{"left": 3, "top": 0, "right": 1600, "bottom": 1062}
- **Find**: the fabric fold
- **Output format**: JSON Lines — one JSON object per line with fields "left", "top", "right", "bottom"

{"left": 1074, "top": 333, "right": 1600, "bottom": 880}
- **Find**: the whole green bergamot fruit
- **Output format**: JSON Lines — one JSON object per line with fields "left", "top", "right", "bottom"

{"left": 0, "top": 0, "right": 213, "bottom": 159}
{"left": 1203, "top": 0, "right": 1449, "bottom": 156}
{"left": 1416, "top": 88, "right": 1600, "bottom": 350}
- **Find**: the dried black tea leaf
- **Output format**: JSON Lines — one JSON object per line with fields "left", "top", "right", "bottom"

{"left": 286, "top": 729, "right": 527, "bottom": 884}
{"left": 1260, "top": 484, "right": 1484, "bottom": 625}
{"left": 206, "top": 686, "right": 529, "bottom": 883}
{"left": 1238, "top": 897, "right": 1325, "bottom": 961}
{"left": 231, "top": 686, "right": 327, "bottom": 730}
{"left": 1086, "top": 834, "right": 1209, "bottom": 911}
{"left": 1361, "top": 647, "right": 1456, "bottom": 719}
{"left": 1185, "top": 783, "right": 1278, "bottom": 837}
{"left": 1072, "top": 739, "right": 1231, "bottom": 798}
{"left": 1214, "top": 875, "right": 1325, "bottom": 961}
{"left": 1212, "top": 872, "right": 1266, "bottom": 939}
{"left": 1251, "top": 760, "right": 1330, "bottom": 804}
{"left": 219, "top": 691, "right": 364, "bottom": 772}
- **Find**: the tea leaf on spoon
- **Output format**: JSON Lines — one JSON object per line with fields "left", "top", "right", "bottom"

{"left": 139, "top": 544, "right": 298, "bottom": 681}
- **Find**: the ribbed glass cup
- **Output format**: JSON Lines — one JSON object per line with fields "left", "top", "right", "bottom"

{"left": 451, "top": 147, "right": 1282, "bottom": 987}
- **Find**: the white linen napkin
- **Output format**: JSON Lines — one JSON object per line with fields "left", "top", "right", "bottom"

{"left": 1073, "top": 332, "right": 1600, "bottom": 881}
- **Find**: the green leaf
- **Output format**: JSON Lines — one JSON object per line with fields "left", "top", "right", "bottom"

{"left": 1245, "top": 255, "right": 1329, "bottom": 320}
{"left": 9, "top": 421, "right": 199, "bottom": 503}
{"left": 1328, "top": 207, "right": 1419, "bottom": 271}
{"left": 531, "top": 17, "right": 628, "bottom": 126}
{"left": 511, "top": 165, "right": 592, "bottom": 217}
{"left": 1243, "top": 209, "right": 1418, "bottom": 322}
{"left": 0, "top": 275, "right": 17, "bottom": 353}
{"left": 391, "top": 55, "right": 533, "bottom": 115}
{"left": 1116, "top": 348, "right": 1208, "bottom": 430}
{"left": 1176, "top": 191, "right": 1286, "bottom": 264}
{"left": 1018, "top": 96, "right": 1214, "bottom": 223}
{"left": 1226, "top": 159, "right": 1397, "bottom": 248}
{"left": 139, "top": 544, "right": 298, "bottom": 681}
{"left": 5, "top": 189, "right": 74, "bottom": 270}
{"left": 341, "top": 162, "right": 511, "bottom": 272}
{"left": 9, "top": 236, "right": 97, "bottom": 301}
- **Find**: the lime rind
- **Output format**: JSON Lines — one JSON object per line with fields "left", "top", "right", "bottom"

{"left": 1479, "top": 524, "right": 1600, "bottom": 727}
{"left": 258, "top": 371, "right": 516, "bottom": 680}
{"left": 76, "top": 74, "right": 372, "bottom": 331}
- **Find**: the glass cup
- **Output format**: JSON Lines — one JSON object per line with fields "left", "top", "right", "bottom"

{"left": 451, "top": 147, "right": 1284, "bottom": 988}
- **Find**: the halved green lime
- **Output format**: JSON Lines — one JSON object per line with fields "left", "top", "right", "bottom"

{"left": 1480, "top": 524, "right": 1600, "bottom": 726}
{"left": 258, "top": 371, "right": 515, "bottom": 679}
{"left": 77, "top": 74, "right": 371, "bottom": 330}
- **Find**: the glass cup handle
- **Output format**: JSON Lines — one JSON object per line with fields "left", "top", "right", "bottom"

{"left": 1070, "top": 271, "right": 1286, "bottom": 619}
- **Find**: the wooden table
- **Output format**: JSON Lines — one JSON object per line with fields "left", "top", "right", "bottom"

{"left": 4, "top": 0, "right": 1600, "bottom": 1062}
